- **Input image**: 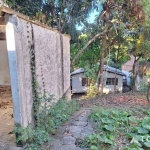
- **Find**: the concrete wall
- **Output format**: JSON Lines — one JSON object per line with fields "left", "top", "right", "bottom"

{"left": 71, "top": 71, "right": 123, "bottom": 94}
{"left": 6, "top": 21, "right": 23, "bottom": 125}
{"left": 0, "top": 40, "right": 10, "bottom": 85}
{"left": 5, "top": 15, "right": 71, "bottom": 128}
{"left": 32, "top": 24, "right": 70, "bottom": 100}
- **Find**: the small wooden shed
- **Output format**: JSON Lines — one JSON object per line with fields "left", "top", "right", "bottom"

{"left": 71, "top": 66, "right": 125, "bottom": 94}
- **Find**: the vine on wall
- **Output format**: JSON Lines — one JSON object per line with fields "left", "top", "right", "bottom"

{"left": 27, "top": 22, "right": 40, "bottom": 124}
{"left": 14, "top": 21, "right": 74, "bottom": 149}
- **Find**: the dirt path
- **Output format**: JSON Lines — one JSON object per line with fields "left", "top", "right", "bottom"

{"left": 0, "top": 86, "right": 18, "bottom": 150}
{"left": 51, "top": 108, "right": 94, "bottom": 150}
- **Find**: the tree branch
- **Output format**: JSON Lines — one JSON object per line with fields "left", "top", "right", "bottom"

{"left": 61, "top": 0, "right": 80, "bottom": 32}
{"left": 71, "top": 23, "right": 110, "bottom": 66}
{"left": 50, "top": 3, "right": 59, "bottom": 28}
{"left": 59, "top": 5, "right": 64, "bottom": 31}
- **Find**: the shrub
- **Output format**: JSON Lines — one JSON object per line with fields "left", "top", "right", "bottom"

{"left": 15, "top": 95, "right": 79, "bottom": 150}
{"left": 138, "top": 76, "right": 149, "bottom": 92}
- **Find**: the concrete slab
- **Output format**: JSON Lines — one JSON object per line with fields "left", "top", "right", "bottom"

{"left": 61, "top": 136, "right": 76, "bottom": 145}
{"left": 73, "top": 121, "right": 88, "bottom": 126}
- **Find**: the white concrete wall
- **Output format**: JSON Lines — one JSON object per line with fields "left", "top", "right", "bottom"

{"left": 103, "top": 71, "right": 123, "bottom": 94}
{"left": 33, "top": 24, "right": 70, "bottom": 101}
{"left": 6, "top": 15, "right": 71, "bottom": 128}
{"left": 0, "top": 40, "right": 10, "bottom": 85}
{"left": 13, "top": 20, "right": 33, "bottom": 127}
{"left": 71, "top": 73, "right": 88, "bottom": 93}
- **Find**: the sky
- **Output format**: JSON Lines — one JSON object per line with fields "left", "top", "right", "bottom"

{"left": 76, "top": 3, "right": 102, "bottom": 30}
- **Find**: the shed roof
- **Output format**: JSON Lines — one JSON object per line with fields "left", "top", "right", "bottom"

{"left": 71, "top": 66, "right": 125, "bottom": 76}
{"left": 104, "top": 66, "right": 125, "bottom": 76}
{"left": 71, "top": 68, "right": 84, "bottom": 75}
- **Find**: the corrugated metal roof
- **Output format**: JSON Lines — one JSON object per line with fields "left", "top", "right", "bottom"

{"left": 71, "top": 68, "right": 84, "bottom": 75}
{"left": 104, "top": 66, "right": 125, "bottom": 76}
{"left": 71, "top": 66, "right": 125, "bottom": 76}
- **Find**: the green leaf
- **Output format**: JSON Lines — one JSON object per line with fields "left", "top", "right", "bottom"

{"left": 91, "top": 145, "right": 99, "bottom": 150}
{"left": 104, "top": 137, "right": 113, "bottom": 145}
{"left": 101, "top": 110, "right": 109, "bottom": 116}
{"left": 129, "top": 116, "right": 138, "bottom": 123}
{"left": 137, "top": 127, "right": 149, "bottom": 134}
{"left": 144, "top": 142, "right": 150, "bottom": 147}
{"left": 145, "top": 125, "right": 150, "bottom": 130}
{"left": 101, "top": 118, "right": 115, "bottom": 124}
{"left": 103, "top": 125, "right": 114, "bottom": 131}
{"left": 130, "top": 137, "right": 142, "bottom": 147}
{"left": 114, "top": 45, "right": 119, "bottom": 49}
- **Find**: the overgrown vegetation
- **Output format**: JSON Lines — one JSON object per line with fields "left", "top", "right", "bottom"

{"left": 78, "top": 107, "right": 150, "bottom": 150}
{"left": 138, "top": 75, "right": 150, "bottom": 92}
{"left": 86, "top": 83, "right": 99, "bottom": 98}
{"left": 4, "top": 0, "right": 150, "bottom": 148}
{"left": 15, "top": 95, "right": 79, "bottom": 150}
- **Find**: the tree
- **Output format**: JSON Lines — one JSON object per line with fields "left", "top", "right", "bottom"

{"left": 7, "top": 0, "right": 150, "bottom": 94}
{"left": 107, "top": 32, "right": 131, "bottom": 92}
{"left": 130, "top": 29, "right": 150, "bottom": 91}
{"left": 71, "top": 37, "right": 100, "bottom": 70}
{"left": 71, "top": 0, "right": 148, "bottom": 94}
{"left": 6, "top": 0, "right": 43, "bottom": 17}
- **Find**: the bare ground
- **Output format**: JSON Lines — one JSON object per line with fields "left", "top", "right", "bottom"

{"left": 78, "top": 92, "right": 149, "bottom": 110}
{"left": 0, "top": 86, "right": 16, "bottom": 147}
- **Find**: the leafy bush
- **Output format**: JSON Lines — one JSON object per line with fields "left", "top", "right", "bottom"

{"left": 138, "top": 77, "right": 149, "bottom": 92}
{"left": 80, "top": 107, "right": 150, "bottom": 150}
{"left": 15, "top": 95, "right": 79, "bottom": 150}
{"left": 86, "top": 83, "right": 99, "bottom": 98}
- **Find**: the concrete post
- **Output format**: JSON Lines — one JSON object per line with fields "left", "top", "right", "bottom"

{"left": 6, "top": 21, "right": 22, "bottom": 126}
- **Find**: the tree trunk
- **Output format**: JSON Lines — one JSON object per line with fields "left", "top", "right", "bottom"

{"left": 147, "top": 82, "right": 150, "bottom": 103}
{"left": 132, "top": 60, "right": 136, "bottom": 91}
{"left": 132, "top": 57, "right": 140, "bottom": 92}
{"left": 114, "top": 49, "right": 119, "bottom": 93}
{"left": 98, "top": 35, "right": 106, "bottom": 94}
{"left": 114, "top": 65, "right": 117, "bottom": 93}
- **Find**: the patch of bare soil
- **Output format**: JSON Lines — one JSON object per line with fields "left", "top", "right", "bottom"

{"left": 78, "top": 92, "right": 149, "bottom": 109}
{"left": 71, "top": 93, "right": 87, "bottom": 100}
{"left": 0, "top": 86, "right": 16, "bottom": 147}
